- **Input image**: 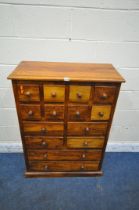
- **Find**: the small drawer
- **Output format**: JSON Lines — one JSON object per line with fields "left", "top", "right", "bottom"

{"left": 17, "top": 84, "right": 40, "bottom": 101}
{"left": 20, "top": 104, "right": 41, "bottom": 120}
{"left": 44, "top": 85, "right": 65, "bottom": 102}
{"left": 23, "top": 122, "right": 64, "bottom": 136}
{"left": 68, "top": 105, "right": 90, "bottom": 121}
{"left": 69, "top": 85, "right": 91, "bottom": 103}
{"left": 27, "top": 149, "right": 102, "bottom": 161}
{"left": 67, "top": 137, "right": 105, "bottom": 149}
{"left": 67, "top": 122, "right": 108, "bottom": 136}
{"left": 44, "top": 105, "right": 64, "bottom": 121}
{"left": 94, "top": 86, "right": 116, "bottom": 104}
{"left": 24, "top": 136, "right": 63, "bottom": 149}
{"left": 91, "top": 105, "right": 112, "bottom": 121}
{"left": 29, "top": 161, "right": 99, "bottom": 172}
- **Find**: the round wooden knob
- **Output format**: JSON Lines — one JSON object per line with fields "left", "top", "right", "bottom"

{"left": 83, "top": 141, "right": 88, "bottom": 146}
{"left": 44, "top": 165, "right": 48, "bottom": 171}
{"left": 44, "top": 153, "right": 47, "bottom": 158}
{"left": 52, "top": 111, "right": 57, "bottom": 116}
{"left": 81, "top": 165, "right": 85, "bottom": 170}
{"left": 101, "top": 93, "right": 107, "bottom": 99}
{"left": 77, "top": 92, "right": 82, "bottom": 98}
{"left": 25, "top": 91, "right": 31, "bottom": 96}
{"left": 76, "top": 111, "right": 80, "bottom": 116}
{"left": 85, "top": 127, "right": 89, "bottom": 132}
{"left": 28, "top": 110, "right": 33, "bottom": 116}
{"left": 98, "top": 112, "right": 104, "bottom": 117}
{"left": 41, "top": 141, "right": 47, "bottom": 146}
{"left": 51, "top": 92, "right": 56, "bottom": 97}
{"left": 82, "top": 154, "right": 86, "bottom": 159}
{"left": 41, "top": 127, "right": 47, "bottom": 132}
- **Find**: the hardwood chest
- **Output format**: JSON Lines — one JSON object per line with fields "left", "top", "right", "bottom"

{"left": 8, "top": 61, "right": 125, "bottom": 177}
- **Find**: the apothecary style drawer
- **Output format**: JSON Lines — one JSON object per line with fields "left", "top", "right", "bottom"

{"left": 91, "top": 105, "right": 112, "bottom": 121}
{"left": 20, "top": 104, "right": 41, "bottom": 120}
{"left": 17, "top": 84, "right": 40, "bottom": 101}
{"left": 67, "top": 122, "right": 108, "bottom": 136}
{"left": 68, "top": 105, "right": 91, "bottom": 121}
{"left": 94, "top": 86, "right": 116, "bottom": 104}
{"left": 29, "top": 161, "right": 100, "bottom": 172}
{"left": 44, "top": 85, "right": 65, "bottom": 102}
{"left": 24, "top": 136, "right": 63, "bottom": 149}
{"left": 69, "top": 85, "right": 91, "bottom": 103}
{"left": 23, "top": 122, "right": 64, "bottom": 136}
{"left": 27, "top": 149, "right": 102, "bottom": 161}
{"left": 44, "top": 105, "right": 64, "bottom": 121}
{"left": 67, "top": 137, "right": 105, "bottom": 149}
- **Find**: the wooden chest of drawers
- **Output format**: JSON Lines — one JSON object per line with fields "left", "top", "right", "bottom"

{"left": 8, "top": 61, "right": 125, "bottom": 177}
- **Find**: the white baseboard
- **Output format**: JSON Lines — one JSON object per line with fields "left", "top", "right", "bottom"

{"left": 0, "top": 142, "right": 139, "bottom": 152}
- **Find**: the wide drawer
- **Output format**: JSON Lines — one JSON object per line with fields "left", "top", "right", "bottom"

{"left": 20, "top": 104, "right": 41, "bottom": 120}
{"left": 94, "top": 86, "right": 116, "bottom": 104}
{"left": 24, "top": 136, "right": 63, "bottom": 149}
{"left": 44, "top": 85, "right": 65, "bottom": 102}
{"left": 67, "top": 122, "right": 108, "bottom": 136}
{"left": 29, "top": 161, "right": 100, "bottom": 172}
{"left": 67, "top": 137, "right": 105, "bottom": 148}
{"left": 44, "top": 105, "right": 64, "bottom": 121}
{"left": 17, "top": 84, "right": 40, "bottom": 102}
{"left": 27, "top": 149, "right": 102, "bottom": 161}
{"left": 68, "top": 105, "right": 91, "bottom": 121}
{"left": 23, "top": 122, "right": 64, "bottom": 135}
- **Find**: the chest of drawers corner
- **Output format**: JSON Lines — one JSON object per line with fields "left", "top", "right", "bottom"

{"left": 8, "top": 61, "right": 125, "bottom": 178}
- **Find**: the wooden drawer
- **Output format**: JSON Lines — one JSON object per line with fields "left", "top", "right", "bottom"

{"left": 68, "top": 105, "right": 90, "bottom": 121}
{"left": 94, "top": 86, "right": 116, "bottom": 104}
{"left": 67, "top": 137, "right": 105, "bottom": 149}
{"left": 20, "top": 104, "right": 41, "bottom": 120}
{"left": 91, "top": 105, "right": 112, "bottom": 121}
{"left": 29, "top": 161, "right": 99, "bottom": 172}
{"left": 17, "top": 84, "right": 40, "bottom": 101}
{"left": 44, "top": 85, "right": 65, "bottom": 102}
{"left": 67, "top": 122, "right": 108, "bottom": 136}
{"left": 44, "top": 105, "right": 64, "bottom": 121}
{"left": 69, "top": 85, "right": 91, "bottom": 103}
{"left": 24, "top": 136, "right": 63, "bottom": 149}
{"left": 23, "top": 122, "right": 64, "bottom": 136}
{"left": 27, "top": 149, "right": 102, "bottom": 161}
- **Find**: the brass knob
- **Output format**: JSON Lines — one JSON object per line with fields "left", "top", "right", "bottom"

{"left": 41, "top": 141, "right": 47, "bottom": 146}
{"left": 101, "top": 93, "right": 107, "bottom": 99}
{"left": 25, "top": 91, "right": 31, "bottom": 96}
{"left": 82, "top": 153, "right": 86, "bottom": 159}
{"left": 51, "top": 92, "right": 56, "bottom": 97}
{"left": 98, "top": 112, "right": 104, "bottom": 117}
{"left": 44, "top": 153, "right": 47, "bottom": 159}
{"left": 28, "top": 110, "right": 33, "bottom": 116}
{"left": 77, "top": 92, "right": 82, "bottom": 98}
{"left": 52, "top": 111, "right": 57, "bottom": 116}
{"left": 81, "top": 165, "right": 85, "bottom": 170}
{"left": 41, "top": 127, "right": 47, "bottom": 132}
{"left": 83, "top": 141, "right": 88, "bottom": 146}
{"left": 44, "top": 165, "right": 48, "bottom": 171}
{"left": 85, "top": 127, "right": 89, "bottom": 132}
{"left": 76, "top": 111, "right": 80, "bottom": 116}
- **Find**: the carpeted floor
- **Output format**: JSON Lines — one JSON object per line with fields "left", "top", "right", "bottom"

{"left": 0, "top": 153, "right": 139, "bottom": 210}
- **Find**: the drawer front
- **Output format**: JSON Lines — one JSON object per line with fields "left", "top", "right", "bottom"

{"left": 67, "top": 122, "right": 108, "bottom": 136}
{"left": 24, "top": 136, "right": 63, "bottom": 149}
{"left": 67, "top": 137, "right": 105, "bottom": 149}
{"left": 29, "top": 161, "right": 99, "bottom": 172}
{"left": 68, "top": 105, "right": 90, "bottom": 121}
{"left": 27, "top": 149, "right": 102, "bottom": 161}
{"left": 91, "top": 105, "right": 112, "bottom": 121}
{"left": 17, "top": 84, "right": 40, "bottom": 101}
{"left": 44, "top": 85, "right": 65, "bottom": 102}
{"left": 69, "top": 85, "right": 91, "bottom": 103}
{"left": 23, "top": 122, "right": 64, "bottom": 136}
{"left": 20, "top": 104, "right": 41, "bottom": 120}
{"left": 94, "top": 86, "right": 116, "bottom": 104}
{"left": 44, "top": 105, "right": 64, "bottom": 121}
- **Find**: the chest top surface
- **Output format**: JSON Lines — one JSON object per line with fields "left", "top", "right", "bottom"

{"left": 8, "top": 61, "right": 125, "bottom": 83}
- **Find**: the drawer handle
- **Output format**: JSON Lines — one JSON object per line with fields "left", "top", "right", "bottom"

{"left": 41, "top": 141, "right": 47, "bottom": 146}
{"left": 25, "top": 91, "right": 31, "bottom": 97}
{"left": 41, "top": 127, "right": 47, "bottom": 132}
{"left": 83, "top": 141, "right": 88, "bottom": 146}
{"left": 85, "top": 127, "right": 89, "bottom": 132}
{"left": 76, "top": 111, "right": 80, "bottom": 116}
{"left": 98, "top": 112, "right": 104, "bottom": 117}
{"left": 82, "top": 154, "right": 86, "bottom": 159}
{"left": 80, "top": 165, "right": 85, "bottom": 170}
{"left": 28, "top": 110, "right": 33, "bottom": 116}
{"left": 52, "top": 111, "right": 57, "bottom": 116}
{"left": 101, "top": 93, "right": 108, "bottom": 99}
{"left": 77, "top": 92, "right": 82, "bottom": 98}
{"left": 44, "top": 153, "right": 47, "bottom": 159}
{"left": 51, "top": 92, "right": 56, "bottom": 97}
{"left": 44, "top": 165, "right": 48, "bottom": 171}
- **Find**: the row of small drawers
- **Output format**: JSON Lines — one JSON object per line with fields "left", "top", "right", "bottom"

{"left": 18, "top": 84, "right": 116, "bottom": 104}
{"left": 20, "top": 104, "right": 112, "bottom": 121}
